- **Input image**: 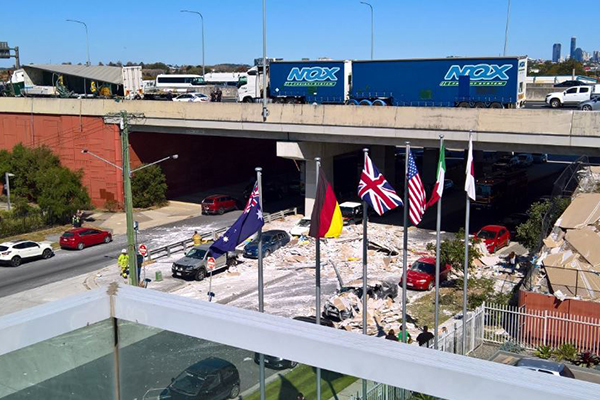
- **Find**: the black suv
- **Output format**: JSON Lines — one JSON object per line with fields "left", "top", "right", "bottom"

{"left": 161, "top": 357, "right": 240, "bottom": 400}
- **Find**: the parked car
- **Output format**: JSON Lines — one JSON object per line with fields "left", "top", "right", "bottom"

{"left": 578, "top": 96, "right": 600, "bottom": 111}
{"left": 243, "top": 230, "right": 290, "bottom": 259}
{"left": 492, "top": 155, "right": 519, "bottom": 171}
{"left": 339, "top": 201, "right": 363, "bottom": 225}
{"left": 202, "top": 195, "right": 238, "bottom": 215}
{"left": 474, "top": 225, "right": 510, "bottom": 253}
{"left": 323, "top": 279, "right": 398, "bottom": 321}
{"left": 172, "top": 244, "right": 231, "bottom": 281}
{"left": 400, "top": 257, "right": 451, "bottom": 291}
{"left": 242, "top": 181, "right": 285, "bottom": 203}
{"left": 516, "top": 153, "right": 533, "bottom": 167}
{"left": 532, "top": 153, "right": 548, "bottom": 163}
{"left": 59, "top": 228, "right": 112, "bottom": 250}
{"left": 172, "top": 92, "right": 209, "bottom": 103}
{"left": 553, "top": 80, "right": 587, "bottom": 88}
{"left": 160, "top": 357, "right": 240, "bottom": 400}
{"left": 253, "top": 315, "right": 334, "bottom": 370}
{"left": 290, "top": 217, "right": 311, "bottom": 237}
{"left": 515, "top": 358, "right": 575, "bottom": 378}
{"left": 545, "top": 85, "right": 598, "bottom": 108}
{"left": 0, "top": 240, "right": 54, "bottom": 267}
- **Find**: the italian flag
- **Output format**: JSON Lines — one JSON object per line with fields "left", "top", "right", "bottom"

{"left": 426, "top": 142, "right": 446, "bottom": 208}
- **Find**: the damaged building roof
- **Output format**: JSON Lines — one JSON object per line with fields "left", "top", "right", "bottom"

{"left": 23, "top": 64, "right": 124, "bottom": 85}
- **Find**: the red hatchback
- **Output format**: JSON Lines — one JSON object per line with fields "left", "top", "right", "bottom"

{"left": 201, "top": 195, "right": 237, "bottom": 215}
{"left": 60, "top": 228, "right": 112, "bottom": 250}
{"left": 401, "top": 257, "right": 451, "bottom": 291}
{"left": 474, "top": 225, "right": 510, "bottom": 253}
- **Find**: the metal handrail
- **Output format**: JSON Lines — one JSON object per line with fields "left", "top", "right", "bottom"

{"left": 144, "top": 207, "right": 297, "bottom": 261}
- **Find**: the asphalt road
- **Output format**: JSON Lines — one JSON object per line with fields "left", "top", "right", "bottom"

{"left": 0, "top": 212, "right": 243, "bottom": 299}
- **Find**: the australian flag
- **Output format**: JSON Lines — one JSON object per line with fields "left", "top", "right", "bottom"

{"left": 209, "top": 182, "right": 264, "bottom": 258}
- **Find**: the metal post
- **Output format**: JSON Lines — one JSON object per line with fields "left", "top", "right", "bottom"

{"left": 120, "top": 112, "right": 138, "bottom": 286}
{"left": 256, "top": 167, "right": 265, "bottom": 400}
{"left": 315, "top": 157, "right": 322, "bottom": 400}
{"left": 4, "top": 173, "right": 12, "bottom": 211}
{"left": 402, "top": 142, "right": 410, "bottom": 342}
{"left": 360, "top": 2, "right": 374, "bottom": 60}
{"left": 434, "top": 135, "right": 444, "bottom": 349}
{"left": 503, "top": 0, "right": 511, "bottom": 56}
{"left": 361, "top": 148, "right": 369, "bottom": 400}
{"left": 262, "top": 0, "right": 269, "bottom": 121}
{"left": 201, "top": 13, "right": 205, "bottom": 78}
{"left": 462, "top": 193, "right": 470, "bottom": 355}
{"left": 66, "top": 20, "right": 90, "bottom": 66}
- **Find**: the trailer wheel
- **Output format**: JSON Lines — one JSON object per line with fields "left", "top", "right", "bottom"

{"left": 372, "top": 99, "right": 387, "bottom": 106}
{"left": 457, "top": 102, "right": 470, "bottom": 108}
{"left": 490, "top": 102, "right": 503, "bottom": 109}
{"left": 346, "top": 99, "right": 360, "bottom": 106}
{"left": 475, "top": 102, "right": 486, "bottom": 108}
{"left": 359, "top": 99, "right": 373, "bottom": 106}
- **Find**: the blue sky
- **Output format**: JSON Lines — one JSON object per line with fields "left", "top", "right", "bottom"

{"left": 1, "top": 0, "right": 598, "bottom": 67}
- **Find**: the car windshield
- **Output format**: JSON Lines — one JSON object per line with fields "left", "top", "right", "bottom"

{"left": 297, "top": 219, "right": 311, "bottom": 227}
{"left": 340, "top": 207, "right": 357, "bottom": 218}
{"left": 411, "top": 261, "right": 435, "bottom": 274}
{"left": 476, "top": 185, "right": 492, "bottom": 197}
{"left": 171, "top": 371, "right": 203, "bottom": 395}
{"left": 62, "top": 232, "right": 75, "bottom": 237}
{"left": 518, "top": 155, "right": 528, "bottom": 160}
{"left": 477, "top": 229, "right": 496, "bottom": 239}
{"left": 0, "top": 246, "right": 8, "bottom": 251}
{"left": 186, "top": 248, "right": 207, "bottom": 260}
{"left": 202, "top": 199, "right": 214, "bottom": 204}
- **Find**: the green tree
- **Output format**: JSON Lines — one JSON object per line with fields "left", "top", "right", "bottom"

{"left": 131, "top": 164, "right": 168, "bottom": 208}
{"left": 426, "top": 229, "right": 481, "bottom": 273}
{"left": 516, "top": 198, "right": 570, "bottom": 251}
{"left": 37, "top": 167, "right": 91, "bottom": 224}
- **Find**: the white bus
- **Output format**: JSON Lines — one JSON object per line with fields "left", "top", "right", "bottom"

{"left": 154, "top": 74, "right": 204, "bottom": 92}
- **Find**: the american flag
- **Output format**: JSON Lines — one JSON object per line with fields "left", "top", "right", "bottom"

{"left": 358, "top": 153, "right": 402, "bottom": 216}
{"left": 244, "top": 182, "right": 260, "bottom": 213}
{"left": 407, "top": 150, "right": 427, "bottom": 225}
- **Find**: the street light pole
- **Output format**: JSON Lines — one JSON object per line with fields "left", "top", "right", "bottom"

{"left": 261, "top": 0, "right": 269, "bottom": 121}
{"left": 503, "top": 0, "right": 511, "bottom": 56}
{"left": 181, "top": 10, "right": 206, "bottom": 77}
{"left": 360, "top": 2, "right": 374, "bottom": 60}
{"left": 4, "top": 173, "right": 14, "bottom": 211}
{"left": 66, "top": 19, "right": 90, "bottom": 66}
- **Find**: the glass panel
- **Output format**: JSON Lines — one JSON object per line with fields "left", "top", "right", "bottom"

{"left": 0, "top": 319, "right": 116, "bottom": 399}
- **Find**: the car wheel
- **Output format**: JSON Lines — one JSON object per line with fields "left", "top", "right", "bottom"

{"left": 42, "top": 248, "right": 53, "bottom": 259}
{"left": 77, "top": 242, "right": 84, "bottom": 250}
{"left": 490, "top": 245, "right": 496, "bottom": 254}
{"left": 550, "top": 99, "right": 561, "bottom": 108}
{"left": 264, "top": 249, "right": 271, "bottom": 258}
{"left": 195, "top": 268, "right": 206, "bottom": 281}
{"left": 229, "top": 384, "right": 240, "bottom": 399}
{"left": 506, "top": 239, "right": 510, "bottom": 247}
{"left": 11, "top": 256, "right": 21, "bottom": 267}
{"left": 218, "top": 208, "right": 225, "bottom": 215}
{"left": 427, "top": 281, "right": 433, "bottom": 291}
{"left": 288, "top": 361, "right": 298, "bottom": 368}
{"left": 582, "top": 105, "right": 592, "bottom": 111}
{"left": 104, "top": 236, "right": 111, "bottom": 244}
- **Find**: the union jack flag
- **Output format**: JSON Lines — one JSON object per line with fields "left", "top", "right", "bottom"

{"left": 407, "top": 150, "right": 427, "bottom": 225}
{"left": 358, "top": 153, "right": 403, "bottom": 216}
{"left": 244, "top": 182, "right": 260, "bottom": 213}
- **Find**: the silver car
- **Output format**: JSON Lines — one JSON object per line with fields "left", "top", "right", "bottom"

{"left": 578, "top": 96, "right": 600, "bottom": 111}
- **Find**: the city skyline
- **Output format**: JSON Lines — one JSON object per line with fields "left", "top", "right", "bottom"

{"left": 1, "top": 0, "right": 599, "bottom": 67}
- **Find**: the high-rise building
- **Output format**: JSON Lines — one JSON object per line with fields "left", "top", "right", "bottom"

{"left": 570, "top": 37, "right": 577, "bottom": 59}
{"left": 593, "top": 51, "right": 600, "bottom": 63}
{"left": 552, "top": 43, "right": 561, "bottom": 62}
{"left": 574, "top": 48, "right": 584, "bottom": 62}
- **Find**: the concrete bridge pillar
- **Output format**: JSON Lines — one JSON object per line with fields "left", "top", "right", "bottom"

{"left": 277, "top": 141, "right": 363, "bottom": 215}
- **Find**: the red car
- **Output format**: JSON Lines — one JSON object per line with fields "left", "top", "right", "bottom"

{"left": 474, "top": 225, "right": 510, "bottom": 253}
{"left": 401, "top": 257, "right": 451, "bottom": 291}
{"left": 201, "top": 195, "right": 237, "bottom": 215}
{"left": 59, "top": 228, "right": 112, "bottom": 250}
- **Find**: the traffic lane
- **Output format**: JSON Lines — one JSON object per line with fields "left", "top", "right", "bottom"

{"left": 0, "top": 211, "right": 243, "bottom": 299}
{"left": 525, "top": 101, "right": 580, "bottom": 110}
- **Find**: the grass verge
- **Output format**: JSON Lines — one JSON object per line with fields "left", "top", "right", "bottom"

{"left": 244, "top": 364, "right": 357, "bottom": 400}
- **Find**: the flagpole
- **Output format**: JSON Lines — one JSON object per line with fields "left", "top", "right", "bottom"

{"left": 314, "top": 157, "right": 322, "bottom": 400}
{"left": 402, "top": 142, "right": 410, "bottom": 343}
{"left": 256, "top": 167, "right": 266, "bottom": 400}
{"left": 361, "top": 148, "right": 369, "bottom": 400}
{"left": 463, "top": 131, "right": 472, "bottom": 355}
{"left": 434, "top": 135, "right": 444, "bottom": 350}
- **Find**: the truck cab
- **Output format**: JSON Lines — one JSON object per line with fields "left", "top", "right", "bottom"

{"left": 237, "top": 66, "right": 264, "bottom": 103}
{"left": 545, "top": 85, "right": 596, "bottom": 108}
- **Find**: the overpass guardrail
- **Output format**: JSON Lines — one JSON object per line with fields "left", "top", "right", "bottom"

{"left": 144, "top": 207, "right": 298, "bottom": 262}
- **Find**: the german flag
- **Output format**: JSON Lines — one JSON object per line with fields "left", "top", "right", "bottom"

{"left": 309, "top": 169, "right": 343, "bottom": 238}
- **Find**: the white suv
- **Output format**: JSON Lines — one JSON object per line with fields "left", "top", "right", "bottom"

{"left": 545, "top": 85, "right": 595, "bottom": 108}
{"left": 0, "top": 240, "right": 54, "bottom": 267}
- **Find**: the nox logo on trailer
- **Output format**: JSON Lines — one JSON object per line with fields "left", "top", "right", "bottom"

{"left": 440, "top": 64, "right": 513, "bottom": 86}
{"left": 284, "top": 67, "right": 340, "bottom": 87}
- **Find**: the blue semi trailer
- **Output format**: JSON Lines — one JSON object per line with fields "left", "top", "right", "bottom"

{"left": 238, "top": 56, "right": 527, "bottom": 109}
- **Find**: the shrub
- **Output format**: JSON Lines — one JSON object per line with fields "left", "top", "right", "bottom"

{"left": 499, "top": 341, "right": 525, "bottom": 354}
{"left": 534, "top": 345, "right": 553, "bottom": 360}
{"left": 36, "top": 167, "right": 91, "bottom": 224}
{"left": 0, "top": 209, "right": 45, "bottom": 238}
{"left": 131, "top": 164, "right": 168, "bottom": 208}
{"left": 516, "top": 198, "right": 570, "bottom": 251}
{"left": 554, "top": 343, "right": 578, "bottom": 363}
{"left": 104, "top": 199, "right": 121, "bottom": 212}
{"left": 426, "top": 229, "right": 481, "bottom": 274}
{"left": 575, "top": 352, "right": 600, "bottom": 368}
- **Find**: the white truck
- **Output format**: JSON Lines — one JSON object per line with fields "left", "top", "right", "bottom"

{"left": 545, "top": 85, "right": 600, "bottom": 108}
